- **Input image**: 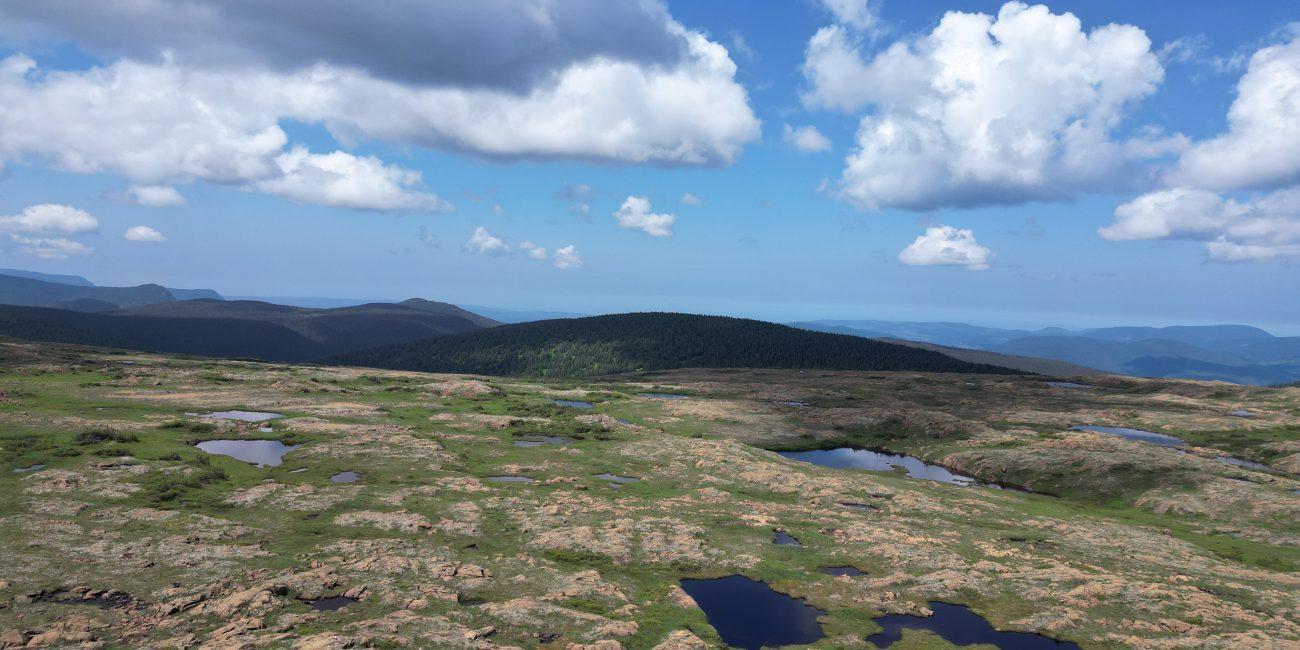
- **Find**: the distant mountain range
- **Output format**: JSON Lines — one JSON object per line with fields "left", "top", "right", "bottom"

{"left": 0, "top": 271, "right": 223, "bottom": 309}
{"left": 792, "top": 320, "right": 1300, "bottom": 385}
{"left": 330, "top": 312, "right": 1025, "bottom": 378}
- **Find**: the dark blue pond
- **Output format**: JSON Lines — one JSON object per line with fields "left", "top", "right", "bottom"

{"left": 195, "top": 440, "right": 300, "bottom": 467}
{"left": 773, "top": 530, "right": 801, "bottom": 546}
{"left": 1070, "top": 425, "right": 1186, "bottom": 448}
{"left": 679, "top": 575, "right": 825, "bottom": 649}
{"left": 821, "top": 566, "right": 864, "bottom": 576}
{"left": 866, "top": 602, "right": 1081, "bottom": 649}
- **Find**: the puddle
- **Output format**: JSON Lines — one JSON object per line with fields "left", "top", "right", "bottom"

{"left": 640, "top": 393, "right": 688, "bottom": 399}
{"left": 257, "top": 426, "right": 274, "bottom": 433}
{"left": 594, "top": 473, "right": 640, "bottom": 484}
{"left": 309, "top": 596, "right": 358, "bottom": 612}
{"left": 773, "top": 400, "right": 813, "bottom": 407}
{"left": 1070, "top": 425, "right": 1186, "bottom": 448}
{"left": 773, "top": 530, "right": 801, "bottom": 546}
{"left": 678, "top": 575, "right": 825, "bottom": 650}
{"left": 553, "top": 400, "right": 593, "bottom": 409}
{"left": 1043, "top": 381, "right": 1092, "bottom": 390}
{"left": 486, "top": 476, "right": 535, "bottom": 483}
{"left": 780, "top": 448, "right": 978, "bottom": 486}
{"left": 840, "top": 501, "right": 880, "bottom": 511}
{"left": 821, "top": 566, "right": 864, "bottom": 576}
{"left": 1230, "top": 410, "right": 1254, "bottom": 417}
{"left": 201, "top": 410, "right": 286, "bottom": 422}
{"left": 13, "top": 464, "right": 45, "bottom": 473}
{"left": 195, "top": 440, "right": 301, "bottom": 467}
{"left": 1216, "top": 456, "right": 1271, "bottom": 472}
{"left": 866, "top": 601, "right": 1081, "bottom": 649}
{"left": 330, "top": 471, "right": 360, "bottom": 483}
{"left": 514, "top": 435, "right": 572, "bottom": 448}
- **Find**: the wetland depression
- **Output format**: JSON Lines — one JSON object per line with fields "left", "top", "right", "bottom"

{"left": 779, "top": 447, "right": 979, "bottom": 486}
{"left": 1069, "top": 425, "right": 1186, "bottom": 447}
{"left": 865, "top": 601, "right": 1082, "bottom": 649}
{"left": 194, "top": 440, "right": 300, "bottom": 467}
{"left": 678, "top": 575, "right": 825, "bottom": 649}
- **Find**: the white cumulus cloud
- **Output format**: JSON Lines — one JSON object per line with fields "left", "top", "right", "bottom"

{"left": 463, "top": 226, "right": 509, "bottom": 254}
{"left": 255, "top": 147, "right": 450, "bottom": 211}
{"left": 803, "top": 2, "right": 1164, "bottom": 211}
{"left": 615, "top": 196, "right": 675, "bottom": 237}
{"left": 783, "top": 124, "right": 832, "bottom": 152}
{"left": 0, "top": 203, "right": 98, "bottom": 233}
{"left": 127, "top": 184, "right": 185, "bottom": 207}
{"left": 9, "top": 234, "right": 90, "bottom": 259}
{"left": 124, "top": 225, "right": 166, "bottom": 242}
{"left": 553, "top": 245, "right": 583, "bottom": 269}
{"left": 679, "top": 192, "right": 703, "bottom": 205}
{"left": 898, "top": 225, "right": 994, "bottom": 270}
{"left": 519, "top": 241, "right": 548, "bottom": 260}
{"left": 1101, "top": 187, "right": 1300, "bottom": 261}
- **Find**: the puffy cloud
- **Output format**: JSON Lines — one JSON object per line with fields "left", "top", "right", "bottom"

{"left": 463, "top": 226, "right": 509, "bottom": 254}
{"left": 898, "top": 226, "right": 994, "bottom": 270}
{"left": 0, "top": 204, "right": 97, "bottom": 233}
{"left": 0, "top": 1, "right": 760, "bottom": 196}
{"left": 127, "top": 185, "right": 186, "bottom": 207}
{"left": 254, "top": 148, "right": 450, "bottom": 211}
{"left": 783, "top": 124, "right": 832, "bottom": 152}
{"left": 615, "top": 196, "right": 675, "bottom": 237}
{"left": 559, "top": 183, "right": 596, "bottom": 218}
{"left": 0, "top": 1, "right": 686, "bottom": 92}
{"left": 1171, "top": 36, "right": 1300, "bottom": 192}
{"left": 124, "top": 225, "right": 166, "bottom": 242}
{"left": 553, "top": 245, "right": 583, "bottom": 269}
{"left": 1101, "top": 187, "right": 1300, "bottom": 261}
{"left": 679, "top": 192, "right": 703, "bottom": 205}
{"left": 9, "top": 234, "right": 90, "bottom": 259}
{"left": 519, "top": 241, "right": 549, "bottom": 260}
{"left": 803, "top": 2, "right": 1164, "bottom": 211}
{"left": 819, "top": 0, "right": 877, "bottom": 33}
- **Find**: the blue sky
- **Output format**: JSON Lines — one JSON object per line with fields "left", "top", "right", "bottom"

{"left": 0, "top": 1, "right": 1297, "bottom": 332}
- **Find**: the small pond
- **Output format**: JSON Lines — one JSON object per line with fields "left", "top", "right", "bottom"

{"left": 553, "top": 400, "right": 593, "bottom": 409}
{"left": 1216, "top": 456, "right": 1271, "bottom": 472}
{"left": 330, "top": 471, "right": 360, "bottom": 483}
{"left": 1043, "top": 381, "right": 1093, "bottom": 390}
{"left": 201, "top": 410, "right": 286, "bottom": 422}
{"left": 866, "top": 601, "right": 1081, "bottom": 649}
{"left": 1230, "top": 410, "right": 1254, "bottom": 418}
{"left": 678, "top": 575, "right": 825, "bottom": 650}
{"left": 773, "top": 400, "right": 812, "bottom": 407}
{"left": 820, "top": 566, "right": 864, "bottom": 576}
{"left": 1070, "top": 425, "right": 1186, "bottom": 448}
{"left": 780, "top": 448, "right": 978, "bottom": 486}
{"left": 309, "top": 596, "right": 357, "bottom": 612}
{"left": 640, "top": 393, "right": 688, "bottom": 399}
{"left": 486, "top": 476, "right": 535, "bottom": 483}
{"left": 594, "top": 473, "right": 639, "bottom": 483}
{"left": 772, "top": 530, "right": 801, "bottom": 546}
{"left": 514, "top": 435, "right": 572, "bottom": 448}
{"left": 195, "top": 440, "right": 300, "bottom": 467}
{"left": 13, "top": 464, "right": 45, "bottom": 473}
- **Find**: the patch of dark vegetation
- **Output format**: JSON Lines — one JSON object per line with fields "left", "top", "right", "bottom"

{"left": 329, "top": 312, "right": 1028, "bottom": 378}
{"left": 28, "top": 587, "right": 137, "bottom": 610}
{"left": 136, "top": 455, "right": 228, "bottom": 506}
{"left": 75, "top": 427, "right": 138, "bottom": 445}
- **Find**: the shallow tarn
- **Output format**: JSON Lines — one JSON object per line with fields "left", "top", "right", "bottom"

{"left": 640, "top": 393, "right": 688, "bottom": 399}
{"left": 780, "top": 447, "right": 979, "bottom": 486}
{"left": 12, "top": 464, "right": 44, "bottom": 473}
{"left": 330, "top": 471, "right": 360, "bottom": 483}
{"left": 553, "top": 399, "right": 593, "bottom": 409}
{"left": 820, "top": 566, "right": 864, "bottom": 576}
{"left": 1070, "top": 424, "right": 1186, "bottom": 447}
{"left": 865, "top": 601, "right": 1081, "bottom": 649}
{"left": 308, "top": 596, "right": 358, "bottom": 612}
{"left": 195, "top": 440, "right": 301, "bottom": 467}
{"left": 196, "top": 410, "right": 286, "bottom": 422}
{"left": 678, "top": 575, "right": 825, "bottom": 649}
{"left": 514, "top": 435, "right": 572, "bottom": 447}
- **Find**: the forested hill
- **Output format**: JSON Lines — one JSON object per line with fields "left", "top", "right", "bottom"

{"left": 330, "top": 312, "right": 1026, "bottom": 377}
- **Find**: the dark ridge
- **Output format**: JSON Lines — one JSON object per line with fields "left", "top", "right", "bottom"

{"left": 329, "top": 312, "right": 1028, "bottom": 378}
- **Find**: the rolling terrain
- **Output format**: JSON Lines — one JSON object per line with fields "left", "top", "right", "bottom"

{"left": 333, "top": 312, "right": 1027, "bottom": 378}
{"left": 0, "top": 341, "right": 1295, "bottom": 648}
{"left": 797, "top": 320, "right": 1300, "bottom": 385}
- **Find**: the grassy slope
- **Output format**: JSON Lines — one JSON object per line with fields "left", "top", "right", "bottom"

{"left": 333, "top": 312, "right": 1027, "bottom": 378}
